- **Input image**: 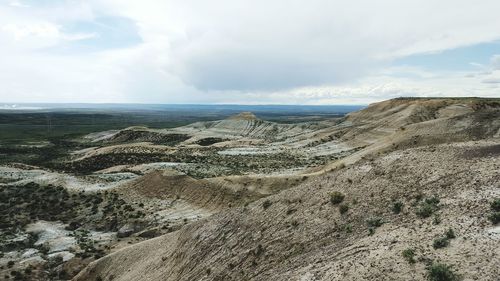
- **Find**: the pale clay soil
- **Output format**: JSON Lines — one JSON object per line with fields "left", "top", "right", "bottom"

{"left": 2, "top": 98, "right": 499, "bottom": 280}
{"left": 75, "top": 139, "right": 500, "bottom": 281}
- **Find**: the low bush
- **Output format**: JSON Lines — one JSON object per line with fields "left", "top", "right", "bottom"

{"left": 491, "top": 198, "right": 500, "bottom": 211}
{"left": 416, "top": 196, "right": 440, "bottom": 218}
{"left": 343, "top": 224, "right": 353, "bottom": 233}
{"left": 368, "top": 228, "right": 375, "bottom": 236}
{"left": 433, "top": 237, "right": 449, "bottom": 249}
{"left": 488, "top": 212, "right": 500, "bottom": 224}
{"left": 433, "top": 215, "right": 441, "bottom": 225}
{"left": 445, "top": 229, "right": 455, "bottom": 239}
{"left": 366, "top": 217, "right": 384, "bottom": 228}
{"left": 330, "top": 192, "right": 345, "bottom": 205}
{"left": 262, "top": 200, "right": 272, "bottom": 210}
{"left": 489, "top": 199, "right": 500, "bottom": 224}
{"left": 392, "top": 201, "right": 403, "bottom": 214}
{"left": 402, "top": 248, "right": 416, "bottom": 264}
{"left": 433, "top": 228, "right": 456, "bottom": 249}
{"left": 339, "top": 204, "right": 349, "bottom": 214}
{"left": 427, "top": 263, "right": 460, "bottom": 281}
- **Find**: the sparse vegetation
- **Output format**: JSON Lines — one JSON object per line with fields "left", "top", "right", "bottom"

{"left": 339, "top": 204, "right": 349, "bottom": 214}
{"left": 491, "top": 198, "right": 500, "bottom": 211}
{"left": 330, "top": 192, "right": 345, "bottom": 205}
{"left": 365, "top": 216, "right": 384, "bottom": 235}
{"left": 433, "top": 237, "right": 449, "bottom": 249}
{"left": 489, "top": 212, "right": 500, "bottom": 224}
{"left": 343, "top": 224, "right": 353, "bottom": 233}
{"left": 445, "top": 229, "right": 455, "bottom": 239}
{"left": 488, "top": 198, "right": 500, "bottom": 224}
{"left": 416, "top": 196, "right": 440, "bottom": 218}
{"left": 368, "top": 228, "right": 375, "bottom": 236}
{"left": 2, "top": 98, "right": 500, "bottom": 281}
{"left": 392, "top": 201, "right": 403, "bottom": 214}
{"left": 262, "top": 200, "right": 272, "bottom": 210}
{"left": 433, "top": 215, "right": 442, "bottom": 225}
{"left": 366, "top": 217, "right": 384, "bottom": 228}
{"left": 433, "top": 228, "right": 456, "bottom": 249}
{"left": 402, "top": 248, "right": 416, "bottom": 264}
{"left": 0, "top": 182, "right": 151, "bottom": 280}
{"left": 427, "top": 263, "right": 460, "bottom": 281}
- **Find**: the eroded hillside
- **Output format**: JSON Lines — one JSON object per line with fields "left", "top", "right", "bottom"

{"left": 75, "top": 140, "right": 500, "bottom": 281}
{"left": 71, "top": 98, "right": 500, "bottom": 281}
{"left": 1, "top": 98, "right": 499, "bottom": 280}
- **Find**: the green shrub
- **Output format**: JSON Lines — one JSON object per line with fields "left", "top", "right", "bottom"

{"left": 339, "top": 204, "right": 349, "bottom": 214}
{"left": 343, "top": 224, "right": 353, "bottom": 233}
{"left": 490, "top": 198, "right": 500, "bottom": 211}
{"left": 488, "top": 199, "right": 500, "bottom": 224}
{"left": 416, "top": 197, "right": 440, "bottom": 218}
{"left": 366, "top": 217, "right": 383, "bottom": 228}
{"left": 425, "top": 196, "right": 440, "bottom": 205}
{"left": 427, "top": 263, "right": 459, "bottom": 281}
{"left": 445, "top": 229, "right": 455, "bottom": 239}
{"left": 488, "top": 212, "right": 500, "bottom": 224}
{"left": 368, "top": 228, "right": 375, "bottom": 236}
{"left": 433, "top": 215, "right": 441, "bottom": 225}
{"left": 392, "top": 201, "right": 403, "bottom": 214}
{"left": 402, "top": 248, "right": 416, "bottom": 264}
{"left": 262, "top": 200, "right": 272, "bottom": 210}
{"left": 433, "top": 229, "right": 456, "bottom": 249}
{"left": 433, "top": 237, "right": 449, "bottom": 249}
{"left": 416, "top": 203, "right": 434, "bottom": 218}
{"left": 330, "top": 192, "right": 345, "bottom": 205}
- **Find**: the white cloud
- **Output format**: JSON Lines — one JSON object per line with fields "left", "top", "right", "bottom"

{"left": 9, "top": 1, "right": 30, "bottom": 8}
{"left": 0, "top": 0, "right": 499, "bottom": 104}
{"left": 2, "top": 22, "right": 96, "bottom": 42}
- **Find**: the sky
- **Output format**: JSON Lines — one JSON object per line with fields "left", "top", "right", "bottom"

{"left": 0, "top": 0, "right": 499, "bottom": 105}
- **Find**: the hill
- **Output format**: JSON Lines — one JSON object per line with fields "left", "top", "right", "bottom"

{"left": 73, "top": 98, "right": 500, "bottom": 281}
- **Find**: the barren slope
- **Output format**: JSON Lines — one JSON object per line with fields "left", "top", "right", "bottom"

{"left": 75, "top": 139, "right": 500, "bottom": 281}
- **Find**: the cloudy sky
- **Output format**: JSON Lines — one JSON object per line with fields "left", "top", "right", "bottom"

{"left": 1, "top": 0, "right": 499, "bottom": 104}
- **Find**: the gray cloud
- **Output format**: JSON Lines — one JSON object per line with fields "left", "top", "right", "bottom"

{"left": 492, "top": 55, "right": 500, "bottom": 70}
{"left": 482, "top": 77, "right": 500, "bottom": 84}
{"left": 157, "top": 0, "right": 500, "bottom": 91}
{"left": 2, "top": 0, "right": 500, "bottom": 103}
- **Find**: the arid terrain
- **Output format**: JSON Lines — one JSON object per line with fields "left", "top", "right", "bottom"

{"left": 1, "top": 98, "right": 499, "bottom": 281}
